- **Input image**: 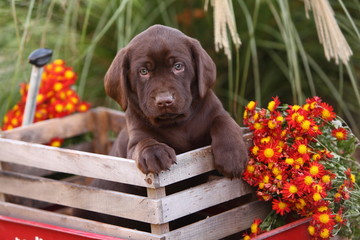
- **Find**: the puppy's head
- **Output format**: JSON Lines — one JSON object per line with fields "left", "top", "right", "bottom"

{"left": 104, "top": 25, "right": 216, "bottom": 126}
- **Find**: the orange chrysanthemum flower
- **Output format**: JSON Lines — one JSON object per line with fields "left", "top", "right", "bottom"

{"left": 282, "top": 182, "right": 302, "bottom": 199}
{"left": 246, "top": 100, "right": 257, "bottom": 111}
{"left": 272, "top": 199, "right": 291, "bottom": 215}
{"left": 319, "top": 102, "right": 336, "bottom": 122}
{"left": 48, "top": 138, "right": 64, "bottom": 147}
{"left": 267, "top": 96, "right": 280, "bottom": 112}
{"left": 308, "top": 225, "right": 316, "bottom": 236}
{"left": 319, "top": 228, "right": 332, "bottom": 239}
{"left": 294, "top": 198, "right": 307, "bottom": 211}
{"left": 257, "top": 143, "right": 282, "bottom": 163}
{"left": 313, "top": 211, "right": 335, "bottom": 228}
{"left": 307, "top": 162, "right": 326, "bottom": 179}
{"left": 296, "top": 174, "right": 315, "bottom": 193}
{"left": 332, "top": 128, "right": 348, "bottom": 141}
{"left": 242, "top": 234, "right": 251, "bottom": 240}
{"left": 250, "top": 218, "right": 262, "bottom": 235}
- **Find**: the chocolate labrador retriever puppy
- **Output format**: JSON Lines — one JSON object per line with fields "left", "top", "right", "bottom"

{"left": 75, "top": 24, "right": 248, "bottom": 228}
{"left": 105, "top": 25, "right": 248, "bottom": 177}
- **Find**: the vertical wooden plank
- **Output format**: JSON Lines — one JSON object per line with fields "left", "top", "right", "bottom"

{"left": 0, "top": 163, "right": 4, "bottom": 202}
{"left": 147, "top": 187, "right": 170, "bottom": 235}
{"left": 92, "top": 109, "right": 110, "bottom": 154}
{"left": 105, "top": 107, "right": 126, "bottom": 134}
{"left": 0, "top": 165, "right": 5, "bottom": 202}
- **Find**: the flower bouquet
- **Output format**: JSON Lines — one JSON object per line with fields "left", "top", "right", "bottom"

{"left": 1, "top": 59, "right": 91, "bottom": 146}
{"left": 242, "top": 97, "right": 360, "bottom": 239}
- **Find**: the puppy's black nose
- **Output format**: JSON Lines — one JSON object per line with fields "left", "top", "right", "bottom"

{"left": 155, "top": 92, "right": 174, "bottom": 107}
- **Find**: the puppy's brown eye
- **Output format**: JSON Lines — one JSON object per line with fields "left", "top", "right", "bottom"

{"left": 173, "top": 63, "right": 184, "bottom": 71}
{"left": 139, "top": 68, "right": 149, "bottom": 76}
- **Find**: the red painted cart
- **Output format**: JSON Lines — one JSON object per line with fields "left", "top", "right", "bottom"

{"left": 253, "top": 217, "right": 311, "bottom": 240}
{"left": 0, "top": 215, "right": 124, "bottom": 240}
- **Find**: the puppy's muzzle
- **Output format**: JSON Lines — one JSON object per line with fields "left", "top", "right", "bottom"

{"left": 155, "top": 92, "right": 174, "bottom": 108}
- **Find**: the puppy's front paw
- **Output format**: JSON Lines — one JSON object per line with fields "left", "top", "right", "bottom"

{"left": 135, "top": 142, "right": 177, "bottom": 174}
{"left": 212, "top": 138, "right": 249, "bottom": 178}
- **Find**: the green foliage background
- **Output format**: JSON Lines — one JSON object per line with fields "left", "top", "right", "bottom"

{"left": 0, "top": 0, "right": 359, "bottom": 137}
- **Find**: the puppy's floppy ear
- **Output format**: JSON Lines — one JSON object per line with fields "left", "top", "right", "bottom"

{"left": 104, "top": 48, "right": 129, "bottom": 110}
{"left": 190, "top": 39, "right": 216, "bottom": 98}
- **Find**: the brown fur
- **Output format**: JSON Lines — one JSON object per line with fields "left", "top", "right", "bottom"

{"left": 105, "top": 24, "right": 248, "bottom": 178}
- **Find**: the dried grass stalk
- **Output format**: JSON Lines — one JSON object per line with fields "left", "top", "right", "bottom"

{"left": 205, "top": 0, "right": 241, "bottom": 60}
{"left": 304, "top": 0, "right": 353, "bottom": 64}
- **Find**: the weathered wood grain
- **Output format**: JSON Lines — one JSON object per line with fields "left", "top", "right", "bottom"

{"left": 163, "top": 201, "right": 271, "bottom": 240}
{"left": 0, "top": 171, "right": 163, "bottom": 224}
{"left": 0, "top": 163, "right": 4, "bottom": 202}
{"left": 151, "top": 146, "right": 215, "bottom": 188}
{"left": 147, "top": 187, "right": 170, "bottom": 234}
{"left": 0, "top": 110, "right": 95, "bottom": 143}
{"left": 161, "top": 177, "right": 253, "bottom": 223}
{"left": 104, "top": 107, "right": 126, "bottom": 133}
{"left": 0, "top": 136, "right": 252, "bottom": 189}
{"left": 151, "top": 132, "right": 253, "bottom": 188}
{"left": 0, "top": 138, "right": 152, "bottom": 187}
{"left": 92, "top": 108, "right": 111, "bottom": 154}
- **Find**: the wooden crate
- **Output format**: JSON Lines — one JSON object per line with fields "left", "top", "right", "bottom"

{"left": 0, "top": 107, "right": 270, "bottom": 239}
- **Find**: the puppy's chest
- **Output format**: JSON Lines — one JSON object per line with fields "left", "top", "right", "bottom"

{"left": 157, "top": 126, "right": 211, "bottom": 154}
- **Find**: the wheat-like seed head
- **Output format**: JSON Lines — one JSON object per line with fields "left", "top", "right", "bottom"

{"left": 205, "top": 0, "right": 241, "bottom": 60}
{"left": 304, "top": 0, "right": 353, "bottom": 65}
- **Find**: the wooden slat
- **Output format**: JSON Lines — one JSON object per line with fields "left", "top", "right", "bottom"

{"left": 4, "top": 175, "right": 93, "bottom": 210}
{"left": 151, "top": 146, "right": 215, "bottom": 188}
{"left": 0, "top": 110, "right": 95, "bottom": 143}
{"left": 0, "top": 137, "right": 252, "bottom": 189}
{"left": 161, "top": 177, "right": 253, "bottom": 223}
{"left": 104, "top": 107, "right": 126, "bottom": 133}
{"left": 92, "top": 108, "right": 111, "bottom": 154}
{"left": 0, "top": 138, "right": 152, "bottom": 187}
{"left": 0, "top": 164, "right": 4, "bottom": 202}
{"left": 0, "top": 171, "right": 162, "bottom": 224}
{"left": 147, "top": 187, "right": 170, "bottom": 234}
{"left": 162, "top": 201, "right": 271, "bottom": 240}
{"left": 151, "top": 132, "right": 253, "bottom": 188}
{"left": 0, "top": 202, "right": 162, "bottom": 240}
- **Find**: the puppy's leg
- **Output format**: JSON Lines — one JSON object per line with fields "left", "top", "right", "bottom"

{"left": 210, "top": 115, "right": 249, "bottom": 178}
